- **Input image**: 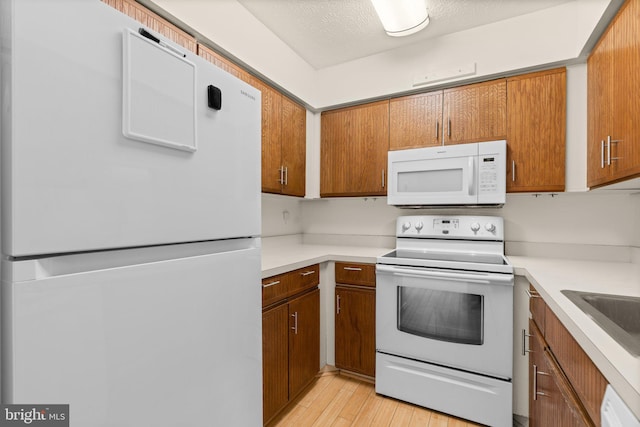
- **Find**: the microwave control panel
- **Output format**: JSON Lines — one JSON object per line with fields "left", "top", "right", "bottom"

{"left": 479, "top": 155, "right": 498, "bottom": 193}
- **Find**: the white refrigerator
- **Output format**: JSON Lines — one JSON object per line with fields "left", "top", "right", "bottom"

{"left": 1, "top": 0, "right": 263, "bottom": 425}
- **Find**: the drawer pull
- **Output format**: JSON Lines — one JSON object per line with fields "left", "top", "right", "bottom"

{"left": 262, "top": 280, "right": 280, "bottom": 288}
{"left": 522, "top": 329, "right": 533, "bottom": 356}
{"left": 343, "top": 267, "right": 363, "bottom": 271}
{"left": 525, "top": 288, "right": 540, "bottom": 299}
{"left": 533, "top": 364, "right": 550, "bottom": 400}
{"left": 291, "top": 312, "right": 298, "bottom": 334}
{"left": 300, "top": 270, "right": 316, "bottom": 276}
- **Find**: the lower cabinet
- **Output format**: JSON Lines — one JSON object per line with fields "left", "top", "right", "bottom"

{"left": 262, "top": 304, "right": 289, "bottom": 424}
{"left": 334, "top": 262, "right": 376, "bottom": 378}
{"left": 288, "top": 289, "right": 321, "bottom": 398}
{"left": 529, "top": 320, "right": 593, "bottom": 427}
{"left": 262, "top": 267, "right": 320, "bottom": 425}
{"left": 527, "top": 285, "right": 608, "bottom": 427}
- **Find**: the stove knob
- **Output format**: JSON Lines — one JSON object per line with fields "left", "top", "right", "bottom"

{"left": 470, "top": 222, "right": 480, "bottom": 232}
{"left": 401, "top": 222, "right": 411, "bottom": 232}
{"left": 485, "top": 223, "right": 496, "bottom": 232}
{"left": 415, "top": 221, "right": 424, "bottom": 231}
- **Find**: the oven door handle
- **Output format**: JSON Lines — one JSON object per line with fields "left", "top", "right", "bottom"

{"left": 376, "top": 264, "right": 513, "bottom": 286}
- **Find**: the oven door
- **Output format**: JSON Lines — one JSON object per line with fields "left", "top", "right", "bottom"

{"left": 376, "top": 264, "right": 513, "bottom": 379}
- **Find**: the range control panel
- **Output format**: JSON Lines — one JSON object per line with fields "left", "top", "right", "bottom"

{"left": 396, "top": 215, "right": 504, "bottom": 240}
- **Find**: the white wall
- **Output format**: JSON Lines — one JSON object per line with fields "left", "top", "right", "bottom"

{"left": 313, "top": 0, "right": 609, "bottom": 108}
{"left": 149, "top": 0, "right": 317, "bottom": 104}
{"left": 149, "top": 0, "right": 610, "bottom": 109}
{"left": 261, "top": 194, "right": 303, "bottom": 237}
{"left": 262, "top": 192, "right": 639, "bottom": 259}
{"left": 293, "top": 192, "right": 639, "bottom": 260}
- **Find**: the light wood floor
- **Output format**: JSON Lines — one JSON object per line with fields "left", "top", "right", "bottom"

{"left": 268, "top": 369, "right": 482, "bottom": 427}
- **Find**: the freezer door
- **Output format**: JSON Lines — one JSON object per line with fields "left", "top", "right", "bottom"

{"left": 1, "top": 0, "right": 261, "bottom": 256}
{"left": 1, "top": 239, "right": 262, "bottom": 427}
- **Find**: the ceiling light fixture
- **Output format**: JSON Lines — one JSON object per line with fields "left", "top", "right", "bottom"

{"left": 370, "top": 0, "right": 430, "bottom": 37}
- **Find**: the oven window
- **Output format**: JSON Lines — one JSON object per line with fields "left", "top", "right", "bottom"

{"left": 397, "top": 287, "right": 483, "bottom": 345}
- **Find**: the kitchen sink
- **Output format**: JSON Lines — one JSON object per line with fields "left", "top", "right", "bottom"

{"left": 561, "top": 290, "right": 640, "bottom": 357}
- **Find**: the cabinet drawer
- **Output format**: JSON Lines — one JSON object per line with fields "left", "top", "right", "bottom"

{"left": 288, "top": 264, "right": 320, "bottom": 296}
{"left": 335, "top": 262, "right": 376, "bottom": 287}
{"left": 262, "top": 273, "right": 290, "bottom": 307}
{"left": 263, "top": 264, "right": 320, "bottom": 307}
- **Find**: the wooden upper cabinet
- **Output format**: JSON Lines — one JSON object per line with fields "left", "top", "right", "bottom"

{"left": 321, "top": 101, "right": 390, "bottom": 197}
{"left": 281, "top": 97, "right": 307, "bottom": 197}
{"left": 506, "top": 68, "right": 566, "bottom": 193}
{"left": 257, "top": 81, "right": 285, "bottom": 194}
{"left": 443, "top": 79, "right": 507, "bottom": 145}
{"left": 101, "top": 0, "right": 196, "bottom": 53}
{"left": 251, "top": 78, "right": 306, "bottom": 197}
{"left": 588, "top": 0, "right": 640, "bottom": 188}
{"left": 390, "top": 91, "right": 443, "bottom": 150}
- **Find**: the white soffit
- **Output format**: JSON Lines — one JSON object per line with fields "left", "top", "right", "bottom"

{"left": 235, "top": 0, "right": 574, "bottom": 69}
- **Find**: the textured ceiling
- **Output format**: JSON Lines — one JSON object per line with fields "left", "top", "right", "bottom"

{"left": 236, "top": 0, "right": 574, "bottom": 69}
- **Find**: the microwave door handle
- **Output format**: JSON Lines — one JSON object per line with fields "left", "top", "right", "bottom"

{"left": 468, "top": 157, "right": 475, "bottom": 195}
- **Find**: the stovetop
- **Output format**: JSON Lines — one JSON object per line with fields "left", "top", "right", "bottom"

{"left": 378, "top": 215, "right": 513, "bottom": 274}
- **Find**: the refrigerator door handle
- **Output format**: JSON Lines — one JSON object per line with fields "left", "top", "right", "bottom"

{"left": 8, "top": 238, "right": 260, "bottom": 282}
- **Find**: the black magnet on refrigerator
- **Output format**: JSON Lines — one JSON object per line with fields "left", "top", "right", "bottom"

{"left": 207, "top": 85, "right": 222, "bottom": 110}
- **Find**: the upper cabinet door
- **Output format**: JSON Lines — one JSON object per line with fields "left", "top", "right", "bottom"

{"left": 390, "top": 91, "right": 443, "bottom": 150}
{"left": 587, "top": 0, "right": 640, "bottom": 188}
{"left": 506, "top": 68, "right": 566, "bottom": 193}
{"left": 443, "top": 80, "right": 507, "bottom": 145}
{"left": 587, "top": 11, "right": 616, "bottom": 187}
{"left": 250, "top": 76, "right": 307, "bottom": 197}
{"left": 321, "top": 101, "right": 390, "bottom": 197}
{"left": 254, "top": 81, "right": 285, "bottom": 194}
{"left": 608, "top": 0, "right": 640, "bottom": 182}
{"left": 281, "top": 97, "right": 307, "bottom": 197}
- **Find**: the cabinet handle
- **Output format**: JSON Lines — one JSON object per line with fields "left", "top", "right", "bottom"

{"left": 291, "top": 312, "right": 298, "bottom": 334}
{"left": 262, "top": 280, "right": 280, "bottom": 288}
{"left": 278, "top": 166, "right": 284, "bottom": 184}
{"left": 343, "top": 267, "right": 362, "bottom": 271}
{"left": 336, "top": 295, "right": 341, "bottom": 315}
{"left": 607, "top": 136, "right": 612, "bottom": 166}
{"left": 609, "top": 136, "right": 623, "bottom": 163}
{"left": 435, "top": 121, "right": 439, "bottom": 140}
{"left": 525, "top": 288, "right": 540, "bottom": 299}
{"left": 601, "top": 140, "right": 605, "bottom": 169}
{"left": 300, "top": 270, "right": 315, "bottom": 276}
{"left": 522, "top": 329, "right": 533, "bottom": 356}
{"left": 512, "top": 160, "right": 516, "bottom": 182}
{"left": 447, "top": 117, "right": 451, "bottom": 137}
{"left": 284, "top": 166, "right": 288, "bottom": 186}
{"left": 533, "top": 364, "right": 550, "bottom": 401}
{"left": 381, "top": 169, "right": 385, "bottom": 188}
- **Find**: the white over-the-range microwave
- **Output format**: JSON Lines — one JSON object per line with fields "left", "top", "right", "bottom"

{"left": 387, "top": 140, "right": 506, "bottom": 207}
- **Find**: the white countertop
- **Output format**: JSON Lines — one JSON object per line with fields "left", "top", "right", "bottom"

{"left": 509, "top": 256, "right": 640, "bottom": 419}
{"left": 261, "top": 240, "right": 640, "bottom": 419}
